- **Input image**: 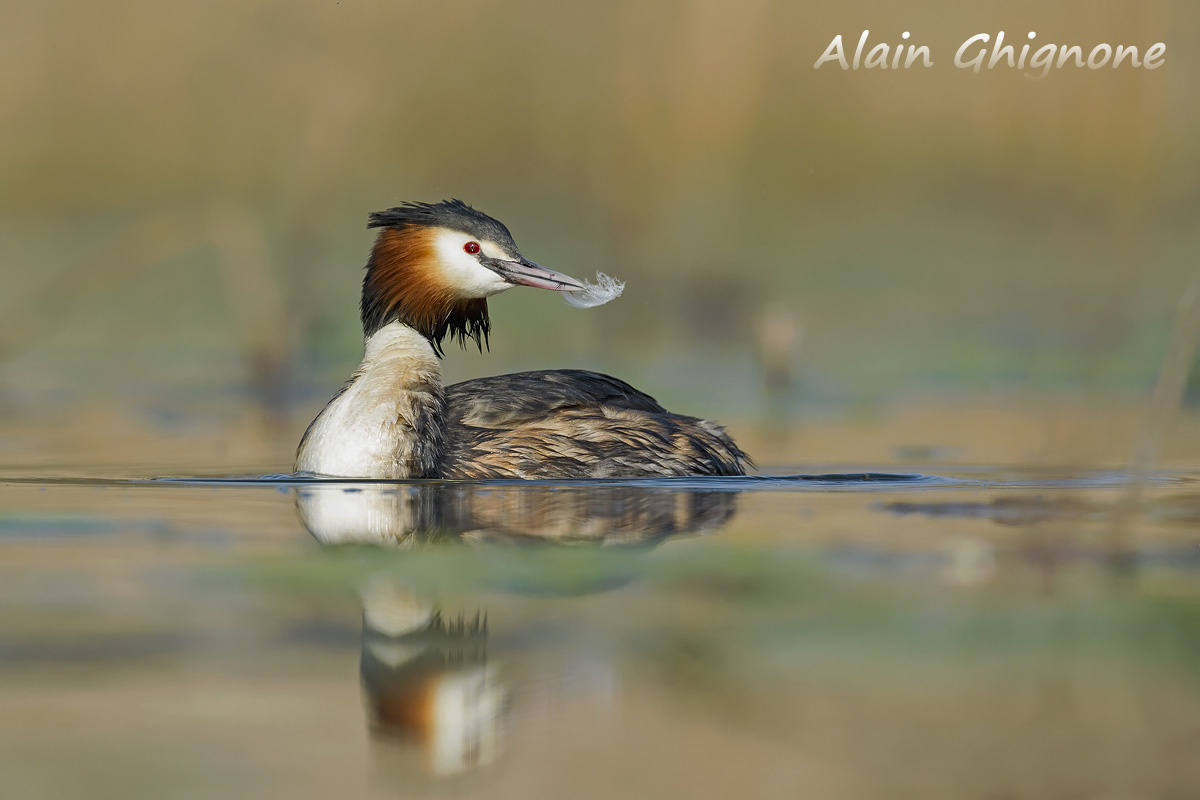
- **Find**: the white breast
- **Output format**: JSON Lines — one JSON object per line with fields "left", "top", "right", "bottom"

{"left": 295, "top": 323, "right": 442, "bottom": 478}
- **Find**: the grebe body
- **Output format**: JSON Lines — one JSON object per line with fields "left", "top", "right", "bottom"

{"left": 295, "top": 200, "right": 749, "bottom": 479}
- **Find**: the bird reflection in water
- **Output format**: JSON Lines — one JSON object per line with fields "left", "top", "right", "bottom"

{"left": 295, "top": 482, "right": 738, "bottom": 778}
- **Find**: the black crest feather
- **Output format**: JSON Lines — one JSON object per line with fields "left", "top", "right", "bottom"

{"left": 368, "top": 199, "right": 519, "bottom": 257}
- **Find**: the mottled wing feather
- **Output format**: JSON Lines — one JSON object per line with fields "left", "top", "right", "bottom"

{"left": 445, "top": 369, "right": 666, "bottom": 427}
{"left": 440, "top": 371, "right": 749, "bottom": 479}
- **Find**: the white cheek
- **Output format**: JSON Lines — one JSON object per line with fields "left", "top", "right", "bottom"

{"left": 432, "top": 231, "right": 512, "bottom": 297}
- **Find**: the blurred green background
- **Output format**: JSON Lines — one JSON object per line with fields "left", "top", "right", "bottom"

{"left": 0, "top": 0, "right": 1196, "bottom": 469}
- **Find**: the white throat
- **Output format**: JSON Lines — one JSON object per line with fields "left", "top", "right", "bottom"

{"left": 295, "top": 322, "right": 444, "bottom": 478}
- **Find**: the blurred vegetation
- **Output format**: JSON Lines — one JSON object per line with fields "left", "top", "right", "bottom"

{"left": 0, "top": 0, "right": 1197, "bottom": 458}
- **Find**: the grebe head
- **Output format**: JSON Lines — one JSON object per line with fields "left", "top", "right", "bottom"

{"left": 361, "top": 199, "right": 585, "bottom": 354}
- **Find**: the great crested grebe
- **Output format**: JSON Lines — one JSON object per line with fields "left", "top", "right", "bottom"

{"left": 295, "top": 199, "right": 749, "bottom": 479}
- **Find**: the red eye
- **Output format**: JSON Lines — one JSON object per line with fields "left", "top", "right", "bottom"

{"left": 463, "top": 241, "right": 481, "bottom": 255}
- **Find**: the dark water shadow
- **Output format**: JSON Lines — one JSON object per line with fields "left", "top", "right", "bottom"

{"left": 6, "top": 465, "right": 1191, "bottom": 493}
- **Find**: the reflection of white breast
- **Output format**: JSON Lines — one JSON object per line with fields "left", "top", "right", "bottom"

{"left": 360, "top": 574, "right": 436, "bottom": 639}
{"left": 428, "top": 666, "right": 506, "bottom": 775}
{"left": 295, "top": 485, "right": 420, "bottom": 545}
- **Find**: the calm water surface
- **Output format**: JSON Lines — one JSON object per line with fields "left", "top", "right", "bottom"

{"left": 1, "top": 466, "right": 1198, "bottom": 799}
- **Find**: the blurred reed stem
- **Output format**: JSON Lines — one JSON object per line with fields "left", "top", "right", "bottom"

{"left": 1110, "top": 264, "right": 1200, "bottom": 559}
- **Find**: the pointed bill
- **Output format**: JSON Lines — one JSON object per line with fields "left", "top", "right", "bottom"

{"left": 487, "top": 257, "right": 586, "bottom": 291}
